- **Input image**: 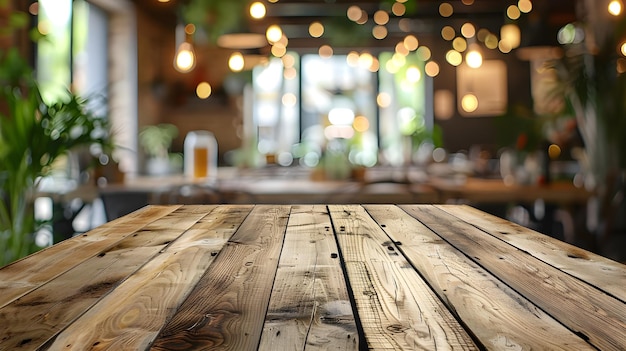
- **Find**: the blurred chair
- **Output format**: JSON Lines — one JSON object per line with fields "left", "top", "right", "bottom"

{"left": 99, "top": 189, "right": 150, "bottom": 221}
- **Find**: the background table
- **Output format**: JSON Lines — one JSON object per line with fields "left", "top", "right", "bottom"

{"left": 0, "top": 205, "right": 623, "bottom": 350}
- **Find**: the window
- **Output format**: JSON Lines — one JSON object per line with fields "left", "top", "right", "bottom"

{"left": 36, "top": 0, "right": 138, "bottom": 175}
{"left": 252, "top": 55, "right": 300, "bottom": 165}
{"left": 251, "top": 51, "right": 431, "bottom": 168}
{"left": 37, "top": 0, "right": 108, "bottom": 113}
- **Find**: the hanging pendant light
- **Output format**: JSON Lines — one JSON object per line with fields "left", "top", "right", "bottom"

{"left": 173, "top": 22, "right": 196, "bottom": 73}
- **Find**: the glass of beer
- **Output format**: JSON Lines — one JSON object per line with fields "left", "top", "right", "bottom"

{"left": 184, "top": 131, "right": 218, "bottom": 182}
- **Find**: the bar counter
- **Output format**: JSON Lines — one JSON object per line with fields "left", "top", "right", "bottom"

{"left": 0, "top": 205, "right": 623, "bottom": 350}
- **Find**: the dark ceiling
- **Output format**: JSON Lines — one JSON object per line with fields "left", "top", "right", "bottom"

{"left": 133, "top": 0, "right": 578, "bottom": 52}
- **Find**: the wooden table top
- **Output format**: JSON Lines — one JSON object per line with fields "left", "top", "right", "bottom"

{"left": 1, "top": 204, "right": 624, "bottom": 350}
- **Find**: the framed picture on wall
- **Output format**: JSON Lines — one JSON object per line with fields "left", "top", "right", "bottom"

{"left": 456, "top": 60, "right": 507, "bottom": 117}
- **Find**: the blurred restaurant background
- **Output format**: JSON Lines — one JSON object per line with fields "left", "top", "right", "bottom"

{"left": 1, "top": 0, "right": 625, "bottom": 264}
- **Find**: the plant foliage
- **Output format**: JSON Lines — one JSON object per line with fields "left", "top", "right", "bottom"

{"left": 0, "top": 47, "right": 111, "bottom": 265}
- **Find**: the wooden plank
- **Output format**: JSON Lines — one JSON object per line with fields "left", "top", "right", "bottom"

{"left": 0, "top": 205, "right": 211, "bottom": 350}
{"left": 0, "top": 205, "right": 180, "bottom": 309}
{"left": 150, "top": 205, "right": 291, "bottom": 350}
{"left": 328, "top": 205, "right": 477, "bottom": 351}
{"left": 259, "top": 205, "right": 358, "bottom": 350}
{"left": 364, "top": 204, "right": 596, "bottom": 350}
{"left": 41, "top": 205, "right": 253, "bottom": 350}
{"left": 400, "top": 205, "right": 626, "bottom": 351}
{"left": 436, "top": 204, "right": 626, "bottom": 302}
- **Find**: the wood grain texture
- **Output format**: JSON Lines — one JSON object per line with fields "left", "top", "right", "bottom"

{"left": 0, "top": 204, "right": 623, "bottom": 351}
{"left": 400, "top": 205, "right": 626, "bottom": 351}
{"left": 328, "top": 205, "right": 477, "bottom": 351}
{"left": 150, "top": 205, "right": 290, "bottom": 351}
{"left": 42, "top": 205, "right": 253, "bottom": 351}
{"left": 364, "top": 204, "right": 596, "bottom": 350}
{"left": 259, "top": 205, "right": 358, "bottom": 350}
{"left": 436, "top": 204, "right": 626, "bottom": 302}
{"left": 0, "top": 206, "right": 204, "bottom": 350}
{"left": 0, "top": 205, "right": 180, "bottom": 309}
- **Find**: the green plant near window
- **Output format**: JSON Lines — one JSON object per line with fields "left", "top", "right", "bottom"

{"left": 0, "top": 43, "right": 111, "bottom": 265}
{"left": 139, "top": 123, "right": 178, "bottom": 160}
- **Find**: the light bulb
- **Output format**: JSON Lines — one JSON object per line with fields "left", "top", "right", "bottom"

{"left": 609, "top": 0, "right": 623, "bottom": 16}
{"left": 501, "top": 24, "right": 521, "bottom": 49}
{"left": 266, "top": 25, "right": 283, "bottom": 44}
{"left": 229, "top": 52, "right": 245, "bottom": 72}
{"left": 196, "top": 82, "right": 212, "bottom": 99}
{"left": 466, "top": 50, "right": 483, "bottom": 68}
{"left": 406, "top": 66, "right": 421, "bottom": 83}
{"left": 250, "top": 2, "right": 266, "bottom": 19}
{"left": 174, "top": 42, "right": 196, "bottom": 73}
{"left": 461, "top": 94, "right": 479, "bottom": 112}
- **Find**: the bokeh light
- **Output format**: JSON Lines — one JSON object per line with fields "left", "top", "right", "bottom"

{"left": 392, "top": 2, "right": 406, "bottom": 16}
{"left": 507, "top": 5, "right": 521, "bottom": 19}
{"left": 406, "top": 66, "right": 422, "bottom": 83}
{"left": 228, "top": 52, "right": 244, "bottom": 72}
{"left": 466, "top": 50, "right": 483, "bottom": 68}
{"left": 446, "top": 50, "right": 463, "bottom": 66}
{"left": 353, "top": 116, "right": 370, "bottom": 132}
{"left": 439, "top": 3, "right": 454, "bottom": 17}
{"left": 441, "top": 26, "right": 456, "bottom": 41}
{"left": 548, "top": 144, "right": 562, "bottom": 159}
{"left": 518, "top": 0, "right": 532, "bottom": 13}
{"left": 347, "top": 5, "right": 362, "bottom": 21}
{"left": 282, "top": 93, "right": 297, "bottom": 107}
{"left": 461, "top": 94, "right": 479, "bottom": 112}
{"left": 461, "top": 23, "right": 476, "bottom": 38}
{"left": 377, "top": 92, "right": 392, "bottom": 108}
{"left": 319, "top": 45, "right": 333, "bottom": 58}
{"left": 416, "top": 46, "right": 432, "bottom": 61}
{"left": 373, "top": 25, "right": 388, "bottom": 39}
{"left": 425, "top": 61, "right": 440, "bottom": 77}
{"left": 266, "top": 25, "right": 283, "bottom": 44}
{"left": 196, "top": 82, "right": 212, "bottom": 99}
{"left": 249, "top": 2, "right": 266, "bottom": 19}
{"left": 609, "top": 1, "right": 623, "bottom": 16}
{"left": 404, "top": 35, "right": 419, "bottom": 51}
{"left": 346, "top": 51, "right": 360, "bottom": 66}
{"left": 453, "top": 37, "right": 468, "bottom": 52}
{"left": 485, "top": 33, "right": 499, "bottom": 49}
{"left": 395, "top": 42, "right": 410, "bottom": 56}
{"left": 374, "top": 10, "right": 390, "bottom": 25}
{"left": 358, "top": 52, "right": 374, "bottom": 69}
{"left": 309, "top": 21, "right": 324, "bottom": 38}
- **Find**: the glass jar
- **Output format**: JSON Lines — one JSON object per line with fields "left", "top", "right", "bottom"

{"left": 184, "top": 131, "right": 218, "bottom": 182}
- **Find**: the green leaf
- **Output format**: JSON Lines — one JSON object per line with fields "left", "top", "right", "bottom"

{"left": 8, "top": 12, "right": 29, "bottom": 29}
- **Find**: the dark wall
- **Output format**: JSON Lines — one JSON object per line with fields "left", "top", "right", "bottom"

{"left": 429, "top": 42, "right": 533, "bottom": 154}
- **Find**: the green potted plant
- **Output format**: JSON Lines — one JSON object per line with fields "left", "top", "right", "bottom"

{"left": 0, "top": 28, "right": 111, "bottom": 265}
{"left": 139, "top": 123, "right": 181, "bottom": 175}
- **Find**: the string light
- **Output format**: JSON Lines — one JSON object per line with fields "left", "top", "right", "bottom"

{"left": 309, "top": 22, "right": 324, "bottom": 38}
{"left": 461, "top": 23, "right": 476, "bottom": 38}
{"left": 266, "top": 25, "right": 283, "bottom": 44}
{"left": 439, "top": 3, "right": 454, "bottom": 17}
{"left": 196, "top": 82, "right": 212, "bottom": 99}
{"left": 228, "top": 52, "right": 245, "bottom": 72}
{"left": 609, "top": 0, "right": 623, "bottom": 16}
{"left": 250, "top": 2, "right": 266, "bottom": 19}
{"left": 461, "top": 94, "right": 479, "bottom": 112}
{"left": 466, "top": 49, "right": 483, "bottom": 68}
{"left": 174, "top": 42, "right": 196, "bottom": 72}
